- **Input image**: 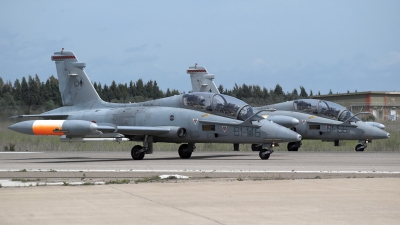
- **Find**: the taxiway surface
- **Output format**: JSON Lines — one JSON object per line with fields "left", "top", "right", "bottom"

{"left": 0, "top": 151, "right": 399, "bottom": 179}
{"left": 1, "top": 151, "right": 400, "bottom": 225}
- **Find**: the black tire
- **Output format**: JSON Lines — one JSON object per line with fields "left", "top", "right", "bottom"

{"left": 287, "top": 142, "right": 300, "bottom": 151}
{"left": 259, "top": 150, "right": 270, "bottom": 160}
{"left": 355, "top": 144, "right": 365, "bottom": 152}
{"left": 251, "top": 144, "right": 262, "bottom": 151}
{"left": 131, "top": 145, "right": 145, "bottom": 160}
{"left": 178, "top": 144, "right": 192, "bottom": 159}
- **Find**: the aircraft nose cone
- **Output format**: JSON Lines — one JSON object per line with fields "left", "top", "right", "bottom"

{"left": 296, "top": 134, "right": 302, "bottom": 141}
{"left": 276, "top": 127, "right": 302, "bottom": 142}
{"left": 369, "top": 127, "right": 390, "bottom": 139}
{"left": 380, "top": 130, "right": 390, "bottom": 139}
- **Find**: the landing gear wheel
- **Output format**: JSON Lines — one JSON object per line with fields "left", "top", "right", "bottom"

{"left": 355, "top": 144, "right": 365, "bottom": 152}
{"left": 287, "top": 142, "right": 299, "bottom": 151}
{"left": 251, "top": 144, "right": 262, "bottom": 151}
{"left": 131, "top": 145, "right": 145, "bottom": 160}
{"left": 178, "top": 144, "right": 192, "bottom": 159}
{"left": 259, "top": 150, "right": 271, "bottom": 160}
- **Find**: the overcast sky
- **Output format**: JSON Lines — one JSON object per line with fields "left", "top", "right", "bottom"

{"left": 1, "top": 0, "right": 399, "bottom": 95}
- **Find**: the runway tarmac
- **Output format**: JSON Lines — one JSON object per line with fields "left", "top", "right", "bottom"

{"left": 1, "top": 151, "right": 399, "bottom": 224}
{"left": 0, "top": 151, "right": 399, "bottom": 180}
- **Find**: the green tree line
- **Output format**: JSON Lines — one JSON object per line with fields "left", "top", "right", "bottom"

{"left": 218, "top": 83, "right": 312, "bottom": 106}
{"left": 0, "top": 75, "right": 315, "bottom": 117}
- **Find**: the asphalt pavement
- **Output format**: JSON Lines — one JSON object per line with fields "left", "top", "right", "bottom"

{"left": 1, "top": 151, "right": 399, "bottom": 225}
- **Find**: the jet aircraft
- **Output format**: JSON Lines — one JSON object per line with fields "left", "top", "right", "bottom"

{"left": 187, "top": 65, "right": 390, "bottom": 152}
{"left": 8, "top": 49, "right": 302, "bottom": 160}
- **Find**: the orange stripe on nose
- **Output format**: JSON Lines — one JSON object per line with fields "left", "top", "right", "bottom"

{"left": 32, "top": 120, "right": 65, "bottom": 135}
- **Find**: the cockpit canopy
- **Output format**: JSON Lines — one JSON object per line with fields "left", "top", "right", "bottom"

{"left": 182, "top": 92, "right": 256, "bottom": 121}
{"left": 293, "top": 99, "right": 360, "bottom": 122}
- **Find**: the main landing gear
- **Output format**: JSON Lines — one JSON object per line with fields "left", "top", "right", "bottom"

{"left": 131, "top": 135, "right": 153, "bottom": 160}
{"left": 287, "top": 141, "right": 302, "bottom": 151}
{"left": 251, "top": 144, "right": 263, "bottom": 151}
{"left": 178, "top": 143, "right": 195, "bottom": 159}
{"left": 130, "top": 135, "right": 196, "bottom": 160}
{"left": 131, "top": 145, "right": 145, "bottom": 160}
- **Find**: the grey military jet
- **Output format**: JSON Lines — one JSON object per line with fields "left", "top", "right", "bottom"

{"left": 187, "top": 65, "right": 390, "bottom": 152}
{"left": 8, "top": 49, "right": 302, "bottom": 160}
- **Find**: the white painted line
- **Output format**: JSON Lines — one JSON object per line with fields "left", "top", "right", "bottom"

{"left": 0, "top": 180, "right": 106, "bottom": 187}
{"left": 0, "top": 152, "right": 42, "bottom": 154}
{"left": 0, "top": 169, "right": 399, "bottom": 174}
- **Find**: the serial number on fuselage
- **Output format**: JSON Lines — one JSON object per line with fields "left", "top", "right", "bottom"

{"left": 234, "top": 127, "right": 261, "bottom": 137}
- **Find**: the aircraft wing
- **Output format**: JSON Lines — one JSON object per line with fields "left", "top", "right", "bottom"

{"left": 65, "top": 122, "right": 173, "bottom": 136}
{"left": 10, "top": 114, "right": 69, "bottom": 119}
{"left": 115, "top": 126, "right": 173, "bottom": 135}
{"left": 307, "top": 120, "right": 358, "bottom": 128}
{"left": 199, "top": 119, "right": 261, "bottom": 128}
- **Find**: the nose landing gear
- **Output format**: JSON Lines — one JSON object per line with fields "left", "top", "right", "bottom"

{"left": 355, "top": 144, "right": 366, "bottom": 152}
{"left": 259, "top": 149, "right": 273, "bottom": 160}
{"left": 355, "top": 140, "right": 369, "bottom": 152}
{"left": 258, "top": 143, "right": 275, "bottom": 160}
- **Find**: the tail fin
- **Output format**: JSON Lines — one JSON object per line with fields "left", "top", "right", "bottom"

{"left": 51, "top": 49, "right": 102, "bottom": 106}
{"left": 187, "top": 64, "right": 220, "bottom": 94}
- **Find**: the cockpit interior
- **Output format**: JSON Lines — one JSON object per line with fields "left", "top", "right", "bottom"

{"left": 182, "top": 93, "right": 257, "bottom": 121}
{"left": 293, "top": 99, "right": 360, "bottom": 122}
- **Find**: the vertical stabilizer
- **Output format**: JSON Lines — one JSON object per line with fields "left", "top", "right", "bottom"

{"left": 187, "top": 64, "right": 220, "bottom": 94}
{"left": 51, "top": 49, "right": 102, "bottom": 106}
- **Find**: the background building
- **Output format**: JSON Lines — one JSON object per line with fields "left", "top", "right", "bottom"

{"left": 311, "top": 91, "right": 400, "bottom": 122}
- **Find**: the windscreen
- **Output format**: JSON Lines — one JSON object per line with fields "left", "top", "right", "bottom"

{"left": 182, "top": 92, "right": 255, "bottom": 121}
{"left": 293, "top": 99, "right": 360, "bottom": 122}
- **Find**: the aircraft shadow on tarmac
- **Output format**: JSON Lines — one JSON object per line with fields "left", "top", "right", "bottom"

{"left": 5, "top": 154, "right": 273, "bottom": 163}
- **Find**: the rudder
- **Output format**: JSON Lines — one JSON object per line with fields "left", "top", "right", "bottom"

{"left": 51, "top": 49, "right": 102, "bottom": 106}
{"left": 187, "top": 64, "right": 220, "bottom": 94}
